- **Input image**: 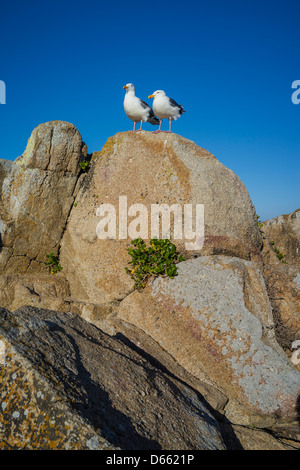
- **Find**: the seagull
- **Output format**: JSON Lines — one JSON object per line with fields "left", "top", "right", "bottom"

{"left": 148, "top": 90, "right": 186, "bottom": 133}
{"left": 123, "top": 83, "right": 159, "bottom": 131}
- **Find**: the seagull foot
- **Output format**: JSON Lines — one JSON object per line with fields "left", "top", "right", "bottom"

{"left": 153, "top": 130, "right": 162, "bottom": 134}
{"left": 163, "top": 131, "right": 173, "bottom": 133}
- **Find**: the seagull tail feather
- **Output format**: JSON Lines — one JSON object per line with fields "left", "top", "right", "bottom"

{"left": 147, "top": 116, "right": 160, "bottom": 125}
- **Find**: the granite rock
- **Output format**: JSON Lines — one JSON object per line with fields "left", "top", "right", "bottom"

{"left": 60, "top": 131, "right": 261, "bottom": 306}
{"left": 117, "top": 256, "right": 300, "bottom": 426}
{"left": 0, "top": 305, "right": 226, "bottom": 450}
{"left": 0, "top": 121, "right": 87, "bottom": 274}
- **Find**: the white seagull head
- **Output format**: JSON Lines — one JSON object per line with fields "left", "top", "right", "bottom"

{"left": 123, "top": 83, "right": 135, "bottom": 93}
{"left": 148, "top": 90, "right": 166, "bottom": 99}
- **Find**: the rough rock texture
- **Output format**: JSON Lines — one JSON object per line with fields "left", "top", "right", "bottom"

{"left": 0, "top": 122, "right": 299, "bottom": 450}
{"left": 116, "top": 256, "right": 300, "bottom": 426}
{"left": 0, "top": 159, "right": 12, "bottom": 194}
{"left": 0, "top": 121, "right": 87, "bottom": 275}
{"left": 223, "top": 423, "right": 300, "bottom": 450}
{"left": 96, "top": 315, "right": 229, "bottom": 414}
{"left": 263, "top": 209, "right": 300, "bottom": 268}
{"left": 261, "top": 210, "right": 300, "bottom": 349}
{"left": 60, "top": 131, "right": 262, "bottom": 306}
{"left": 262, "top": 242, "right": 300, "bottom": 346}
{"left": 0, "top": 306, "right": 226, "bottom": 450}
{"left": 0, "top": 274, "right": 71, "bottom": 313}
{"left": 96, "top": 316, "right": 300, "bottom": 449}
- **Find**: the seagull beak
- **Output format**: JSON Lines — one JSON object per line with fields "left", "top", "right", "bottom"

{"left": 123, "top": 85, "right": 128, "bottom": 89}
{"left": 148, "top": 94, "right": 154, "bottom": 98}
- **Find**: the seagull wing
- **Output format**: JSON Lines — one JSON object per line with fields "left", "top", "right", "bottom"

{"left": 169, "top": 97, "right": 180, "bottom": 107}
{"left": 139, "top": 99, "right": 151, "bottom": 110}
{"left": 139, "top": 98, "right": 159, "bottom": 123}
{"left": 169, "top": 97, "right": 186, "bottom": 114}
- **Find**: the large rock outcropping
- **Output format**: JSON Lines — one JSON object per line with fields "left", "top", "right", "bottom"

{"left": 0, "top": 121, "right": 87, "bottom": 274}
{"left": 60, "top": 131, "right": 262, "bottom": 306}
{"left": 0, "top": 121, "right": 299, "bottom": 450}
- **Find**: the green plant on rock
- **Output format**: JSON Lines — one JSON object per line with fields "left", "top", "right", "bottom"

{"left": 274, "top": 247, "right": 287, "bottom": 263}
{"left": 256, "top": 214, "right": 263, "bottom": 229}
{"left": 125, "top": 238, "right": 185, "bottom": 290}
{"left": 270, "top": 241, "right": 287, "bottom": 263}
{"left": 80, "top": 160, "right": 90, "bottom": 172}
{"left": 256, "top": 214, "right": 268, "bottom": 238}
{"left": 45, "top": 252, "right": 63, "bottom": 274}
{"left": 256, "top": 216, "right": 288, "bottom": 264}
{"left": 256, "top": 214, "right": 267, "bottom": 239}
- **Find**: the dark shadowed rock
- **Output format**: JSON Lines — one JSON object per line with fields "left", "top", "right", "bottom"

{"left": 0, "top": 305, "right": 226, "bottom": 450}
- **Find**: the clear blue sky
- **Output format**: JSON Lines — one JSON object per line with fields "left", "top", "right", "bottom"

{"left": 0, "top": 0, "right": 299, "bottom": 221}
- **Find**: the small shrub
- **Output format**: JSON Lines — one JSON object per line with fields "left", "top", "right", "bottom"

{"left": 256, "top": 214, "right": 263, "bottom": 229}
{"left": 125, "top": 238, "right": 185, "bottom": 290}
{"left": 274, "top": 247, "right": 287, "bottom": 263}
{"left": 80, "top": 160, "right": 90, "bottom": 172}
{"left": 45, "top": 252, "right": 63, "bottom": 274}
{"left": 256, "top": 214, "right": 266, "bottom": 238}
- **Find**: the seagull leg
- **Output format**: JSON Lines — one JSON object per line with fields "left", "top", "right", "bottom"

{"left": 135, "top": 120, "right": 143, "bottom": 131}
{"left": 133, "top": 122, "right": 136, "bottom": 131}
{"left": 153, "top": 119, "right": 162, "bottom": 134}
{"left": 164, "top": 119, "right": 172, "bottom": 133}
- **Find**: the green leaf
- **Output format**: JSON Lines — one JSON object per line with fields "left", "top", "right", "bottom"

{"left": 125, "top": 238, "right": 184, "bottom": 290}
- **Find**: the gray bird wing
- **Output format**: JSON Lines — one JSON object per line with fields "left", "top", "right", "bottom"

{"left": 139, "top": 99, "right": 157, "bottom": 119}
{"left": 169, "top": 97, "right": 180, "bottom": 108}
{"left": 169, "top": 97, "right": 186, "bottom": 114}
{"left": 139, "top": 99, "right": 151, "bottom": 110}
